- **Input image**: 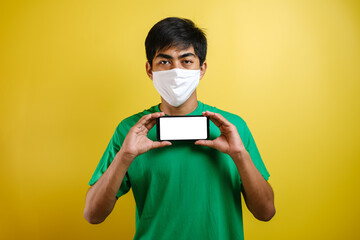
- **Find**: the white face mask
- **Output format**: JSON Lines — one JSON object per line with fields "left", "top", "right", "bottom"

{"left": 152, "top": 68, "right": 200, "bottom": 107}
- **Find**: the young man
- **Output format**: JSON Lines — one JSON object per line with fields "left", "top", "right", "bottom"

{"left": 84, "top": 17, "right": 275, "bottom": 239}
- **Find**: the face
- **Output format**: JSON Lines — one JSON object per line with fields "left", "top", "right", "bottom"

{"left": 146, "top": 45, "right": 207, "bottom": 80}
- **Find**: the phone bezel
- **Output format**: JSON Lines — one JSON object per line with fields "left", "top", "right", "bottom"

{"left": 156, "top": 115, "right": 210, "bottom": 141}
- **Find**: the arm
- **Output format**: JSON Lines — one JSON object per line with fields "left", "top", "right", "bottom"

{"left": 84, "top": 112, "right": 171, "bottom": 224}
{"left": 232, "top": 150, "right": 275, "bottom": 221}
{"left": 84, "top": 150, "right": 133, "bottom": 224}
{"left": 195, "top": 111, "right": 275, "bottom": 221}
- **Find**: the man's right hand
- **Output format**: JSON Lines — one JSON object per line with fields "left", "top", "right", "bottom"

{"left": 119, "top": 112, "right": 172, "bottom": 165}
{"left": 84, "top": 112, "right": 171, "bottom": 224}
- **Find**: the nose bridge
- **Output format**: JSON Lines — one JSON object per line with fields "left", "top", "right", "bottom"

{"left": 172, "top": 58, "right": 181, "bottom": 69}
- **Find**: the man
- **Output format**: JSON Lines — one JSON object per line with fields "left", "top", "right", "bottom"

{"left": 84, "top": 17, "right": 275, "bottom": 239}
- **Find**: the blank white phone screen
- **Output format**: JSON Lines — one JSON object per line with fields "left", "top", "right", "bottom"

{"left": 159, "top": 116, "right": 208, "bottom": 140}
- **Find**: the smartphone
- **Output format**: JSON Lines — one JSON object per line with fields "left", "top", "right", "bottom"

{"left": 156, "top": 115, "right": 209, "bottom": 141}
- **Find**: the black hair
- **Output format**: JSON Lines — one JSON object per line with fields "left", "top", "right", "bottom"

{"left": 145, "top": 17, "right": 207, "bottom": 68}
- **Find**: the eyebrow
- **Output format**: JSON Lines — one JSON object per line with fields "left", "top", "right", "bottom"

{"left": 155, "top": 52, "right": 196, "bottom": 60}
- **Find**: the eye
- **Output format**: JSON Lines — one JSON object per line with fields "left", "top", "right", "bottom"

{"left": 159, "top": 60, "right": 170, "bottom": 65}
{"left": 183, "top": 60, "right": 193, "bottom": 64}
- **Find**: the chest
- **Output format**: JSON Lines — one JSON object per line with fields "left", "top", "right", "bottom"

{"left": 127, "top": 117, "right": 242, "bottom": 196}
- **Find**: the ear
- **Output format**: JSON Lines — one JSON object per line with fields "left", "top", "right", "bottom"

{"left": 146, "top": 61, "right": 153, "bottom": 80}
{"left": 200, "top": 61, "right": 207, "bottom": 80}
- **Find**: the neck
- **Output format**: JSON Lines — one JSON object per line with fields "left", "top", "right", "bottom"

{"left": 159, "top": 91, "right": 198, "bottom": 116}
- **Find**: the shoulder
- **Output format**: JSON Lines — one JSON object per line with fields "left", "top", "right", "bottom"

{"left": 202, "top": 102, "right": 256, "bottom": 148}
{"left": 202, "top": 102, "right": 247, "bottom": 128}
{"left": 115, "top": 104, "right": 159, "bottom": 132}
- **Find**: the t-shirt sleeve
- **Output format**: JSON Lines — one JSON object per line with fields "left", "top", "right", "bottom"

{"left": 88, "top": 122, "right": 131, "bottom": 199}
{"left": 238, "top": 121, "right": 270, "bottom": 181}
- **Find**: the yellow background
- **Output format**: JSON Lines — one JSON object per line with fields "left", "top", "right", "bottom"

{"left": 1, "top": 0, "right": 359, "bottom": 239}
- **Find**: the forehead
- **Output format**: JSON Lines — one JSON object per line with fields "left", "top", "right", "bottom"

{"left": 155, "top": 45, "right": 197, "bottom": 57}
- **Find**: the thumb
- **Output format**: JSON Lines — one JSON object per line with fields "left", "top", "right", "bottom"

{"left": 194, "top": 140, "right": 214, "bottom": 148}
{"left": 151, "top": 141, "right": 172, "bottom": 149}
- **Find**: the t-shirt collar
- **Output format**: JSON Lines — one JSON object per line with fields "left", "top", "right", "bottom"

{"left": 155, "top": 100, "right": 204, "bottom": 116}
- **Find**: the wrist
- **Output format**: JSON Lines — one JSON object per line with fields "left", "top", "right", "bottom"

{"left": 116, "top": 149, "right": 136, "bottom": 168}
{"left": 230, "top": 148, "right": 249, "bottom": 164}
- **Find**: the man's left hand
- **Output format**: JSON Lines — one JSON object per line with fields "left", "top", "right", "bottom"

{"left": 195, "top": 111, "right": 245, "bottom": 158}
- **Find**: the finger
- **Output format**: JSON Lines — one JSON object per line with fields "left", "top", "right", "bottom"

{"left": 144, "top": 112, "right": 166, "bottom": 130}
{"left": 134, "top": 114, "right": 151, "bottom": 128}
{"left": 202, "top": 111, "right": 232, "bottom": 129}
{"left": 144, "top": 118, "right": 157, "bottom": 131}
{"left": 203, "top": 111, "right": 230, "bottom": 126}
{"left": 194, "top": 139, "right": 215, "bottom": 148}
{"left": 151, "top": 140, "right": 172, "bottom": 149}
{"left": 136, "top": 112, "right": 165, "bottom": 128}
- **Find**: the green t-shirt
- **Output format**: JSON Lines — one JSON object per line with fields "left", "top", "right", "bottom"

{"left": 89, "top": 101, "right": 270, "bottom": 240}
